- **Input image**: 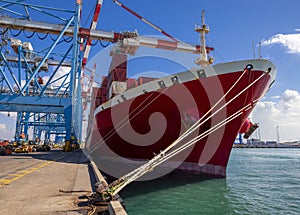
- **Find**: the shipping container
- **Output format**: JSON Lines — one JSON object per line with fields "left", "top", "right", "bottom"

{"left": 136, "top": 76, "right": 157, "bottom": 86}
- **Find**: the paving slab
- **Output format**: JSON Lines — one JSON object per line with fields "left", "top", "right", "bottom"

{"left": 0, "top": 149, "right": 93, "bottom": 215}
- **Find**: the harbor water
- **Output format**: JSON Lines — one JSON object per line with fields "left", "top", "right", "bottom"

{"left": 120, "top": 148, "right": 300, "bottom": 214}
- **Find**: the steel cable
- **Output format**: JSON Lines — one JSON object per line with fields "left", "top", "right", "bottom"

{"left": 9, "top": 29, "right": 22, "bottom": 37}
{"left": 99, "top": 40, "right": 110, "bottom": 47}
{"left": 108, "top": 68, "right": 269, "bottom": 196}
{"left": 37, "top": 32, "right": 48, "bottom": 40}
{"left": 23, "top": 30, "right": 35, "bottom": 38}
{"left": 0, "top": 28, "right": 8, "bottom": 35}
{"left": 63, "top": 36, "right": 73, "bottom": 43}
{"left": 111, "top": 97, "right": 261, "bottom": 196}
{"left": 50, "top": 34, "right": 57, "bottom": 41}
{"left": 87, "top": 66, "right": 249, "bottom": 155}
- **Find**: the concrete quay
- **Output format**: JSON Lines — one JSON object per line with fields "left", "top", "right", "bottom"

{"left": 0, "top": 148, "right": 127, "bottom": 215}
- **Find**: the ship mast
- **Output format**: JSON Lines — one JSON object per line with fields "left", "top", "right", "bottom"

{"left": 194, "top": 10, "right": 212, "bottom": 66}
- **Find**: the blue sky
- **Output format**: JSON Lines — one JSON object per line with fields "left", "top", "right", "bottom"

{"left": 1, "top": 0, "right": 300, "bottom": 141}
{"left": 86, "top": 0, "right": 300, "bottom": 96}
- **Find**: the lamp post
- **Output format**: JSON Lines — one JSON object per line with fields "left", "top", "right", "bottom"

{"left": 276, "top": 125, "right": 280, "bottom": 144}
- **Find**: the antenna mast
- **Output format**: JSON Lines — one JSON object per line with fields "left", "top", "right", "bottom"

{"left": 194, "top": 10, "right": 212, "bottom": 66}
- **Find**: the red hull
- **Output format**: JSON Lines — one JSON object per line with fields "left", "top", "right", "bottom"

{"left": 85, "top": 61, "right": 274, "bottom": 178}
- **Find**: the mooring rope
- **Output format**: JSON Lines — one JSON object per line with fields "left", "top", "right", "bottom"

{"left": 108, "top": 67, "right": 270, "bottom": 196}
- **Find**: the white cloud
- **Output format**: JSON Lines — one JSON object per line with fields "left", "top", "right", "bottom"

{"left": 51, "top": 66, "right": 70, "bottom": 87}
{"left": 0, "top": 112, "right": 17, "bottom": 118}
{"left": 0, "top": 112, "right": 17, "bottom": 140}
{"left": 12, "top": 66, "right": 71, "bottom": 91}
{"left": 40, "top": 66, "right": 70, "bottom": 91}
{"left": 0, "top": 123, "right": 11, "bottom": 140}
{"left": 0, "top": 123, "right": 6, "bottom": 130}
{"left": 261, "top": 31, "right": 300, "bottom": 54}
{"left": 251, "top": 89, "right": 300, "bottom": 142}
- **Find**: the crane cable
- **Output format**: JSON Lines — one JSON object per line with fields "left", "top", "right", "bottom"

{"left": 23, "top": 30, "right": 35, "bottom": 38}
{"left": 0, "top": 28, "right": 8, "bottom": 35}
{"left": 107, "top": 66, "right": 271, "bottom": 197}
{"left": 37, "top": 32, "right": 48, "bottom": 40}
{"left": 112, "top": 0, "right": 178, "bottom": 42}
{"left": 82, "top": 0, "right": 104, "bottom": 68}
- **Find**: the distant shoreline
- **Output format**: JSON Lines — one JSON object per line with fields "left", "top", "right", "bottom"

{"left": 233, "top": 144, "right": 300, "bottom": 148}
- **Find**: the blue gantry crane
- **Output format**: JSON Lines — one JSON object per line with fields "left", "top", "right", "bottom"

{"left": 0, "top": 0, "right": 82, "bottom": 148}
{"left": 0, "top": 0, "right": 208, "bottom": 148}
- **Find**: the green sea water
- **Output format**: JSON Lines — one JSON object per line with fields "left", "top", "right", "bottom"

{"left": 120, "top": 148, "right": 300, "bottom": 214}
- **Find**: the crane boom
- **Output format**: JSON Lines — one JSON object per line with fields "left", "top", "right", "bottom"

{"left": 82, "top": 0, "right": 104, "bottom": 67}
{"left": 112, "top": 0, "right": 177, "bottom": 42}
{"left": 0, "top": 17, "right": 213, "bottom": 54}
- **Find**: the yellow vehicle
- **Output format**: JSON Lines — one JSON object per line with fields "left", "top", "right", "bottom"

{"left": 14, "top": 143, "right": 29, "bottom": 153}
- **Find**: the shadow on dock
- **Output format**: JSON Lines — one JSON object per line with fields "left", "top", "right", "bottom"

{"left": 10, "top": 148, "right": 89, "bottom": 164}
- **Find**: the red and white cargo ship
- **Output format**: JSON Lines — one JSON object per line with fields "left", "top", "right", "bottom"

{"left": 84, "top": 12, "right": 276, "bottom": 179}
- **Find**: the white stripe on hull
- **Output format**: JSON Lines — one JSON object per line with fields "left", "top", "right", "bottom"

{"left": 95, "top": 59, "right": 276, "bottom": 115}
